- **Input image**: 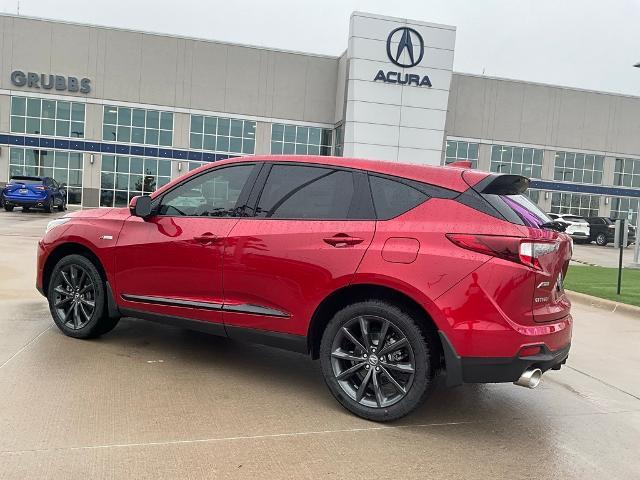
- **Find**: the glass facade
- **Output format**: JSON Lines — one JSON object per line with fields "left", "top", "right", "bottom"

{"left": 611, "top": 197, "right": 639, "bottom": 225}
{"left": 11, "top": 96, "right": 85, "bottom": 138}
{"left": 103, "top": 106, "right": 173, "bottom": 146}
{"left": 8, "top": 147, "right": 83, "bottom": 204}
{"left": 490, "top": 144, "right": 543, "bottom": 178}
{"left": 100, "top": 155, "right": 172, "bottom": 207}
{"left": 614, "top": 157, "right": 640, "bottom": 188}
{"left": 554, "top": 151, "right": 604, "bottom": 184}
{"left": 445, "top": 140, "right": 479, "bottom": 168}
{"left": 189, "top": 115, "right": 256, "bottom": 155}
{"left": 550, "top": 192, "right": 600, "bottom": 218}
{"left": 270, "top": 124, "right": 332, "bottom": 156}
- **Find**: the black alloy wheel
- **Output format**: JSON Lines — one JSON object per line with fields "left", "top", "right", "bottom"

{"left": 47, "top": 254, "right": 119, "bottom": 338}
{"left": 596, "top": 233, "right": 607, "bottom": 246}
{"left": 330, "top": 315, "right": 415, "bottom": 408}
{"left": 52, "top": 263, "right": 96, "bottom": 330}
{"left": 320, "top": 300, "right": 434, "bottom": 422}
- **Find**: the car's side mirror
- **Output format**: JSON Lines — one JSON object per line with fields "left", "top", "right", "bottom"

{"left": 130, "top": 195, "right": 153, "bottom": 218}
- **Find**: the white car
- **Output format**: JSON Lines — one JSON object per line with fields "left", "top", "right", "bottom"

{"left": 548, "top": 213, "right": 591, "bottom": 243}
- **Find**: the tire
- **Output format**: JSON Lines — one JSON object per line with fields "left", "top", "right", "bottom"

{"left": 44, "top": 197, "right": 53, "bottom": 213}
{"left": 595, "top": 233, "right": 607, "bottom": 246}
{"left": 47, "top": 254, "right": 120, "bottom": 339}
{"left": 22, "top": 206, "right": 30, "bottom": 212}
{"left": 57, "top": 199, "right": 66, "bottom": 212}
{"left": 319, "top": 300, "right": 434, "bottom": 422}
{"left": 4, "top": 205, "right": 14, "bottom": 212}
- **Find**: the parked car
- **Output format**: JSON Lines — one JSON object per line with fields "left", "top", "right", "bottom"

{"left": 2, "top": 176, "right": 67, "bottom": 213}
{"left": 547, "top": 213, "right": 590, "bottom": 243}
{"left": 36, "top": 156, "right": 572, "bottom": 421}
{"left": 587, "top": 217, "right": 636, "bottom": 246}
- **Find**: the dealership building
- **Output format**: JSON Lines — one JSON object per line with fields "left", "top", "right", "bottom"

{"left": 0, "top": 11, "right": 639, "bottom": 222}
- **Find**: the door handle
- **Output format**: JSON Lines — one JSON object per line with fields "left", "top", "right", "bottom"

{"left": 323, "top": 234, "right": 364, "bottom": 248}
{"left": 193, "top": 233, "right": 218, "bottom": 244}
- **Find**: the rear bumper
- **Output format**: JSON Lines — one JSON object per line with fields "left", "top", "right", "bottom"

{"left": 440, "top": 331, "right": 570, "bottom": 386}
{"left": 3, "top": 194, "right": 49, "bottom": 207}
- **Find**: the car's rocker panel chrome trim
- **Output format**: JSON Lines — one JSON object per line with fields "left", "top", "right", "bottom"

{"left": 121, "top": 294, "right": 290, "bottom": 317}
{"left": 121, "top": 294, "right": 223, "bottom": 311}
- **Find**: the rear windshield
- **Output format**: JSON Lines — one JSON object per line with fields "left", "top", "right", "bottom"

{"left": 9, "top": 177, "right": 42, "bottom": 185}
{"left": 500, "top": 194, "right": 551, "bottom": 228}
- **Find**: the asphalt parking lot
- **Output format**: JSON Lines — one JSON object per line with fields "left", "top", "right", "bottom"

{"left": 1, "top": 209, "right": 639, "bottom": 479}
{"left": 572, "top": 241, "right": 639, "bottom": 268}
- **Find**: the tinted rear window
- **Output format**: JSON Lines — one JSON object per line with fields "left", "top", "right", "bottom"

{"left": 257, "top": 165, "right": 355, "bottom": 219}
{"left": 9, "top": 177, "right": 42, "bottom": 185}
{"left": 369, "top": 175, "right": 428, "bottom": 220}
{"left": 500, "top": 194, "right": 551, "bottom": 228}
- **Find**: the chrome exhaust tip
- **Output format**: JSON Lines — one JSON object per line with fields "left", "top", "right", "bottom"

{"left": 514, "top": 368, "right": 542, "bottom": 389}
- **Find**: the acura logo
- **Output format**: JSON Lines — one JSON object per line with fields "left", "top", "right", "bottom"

{"left": 386, "top": 27, "right": 424, "bottom": 68}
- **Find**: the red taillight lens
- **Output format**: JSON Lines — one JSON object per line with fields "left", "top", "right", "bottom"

{"left": 446, "top": 234, "right": 558, "bottom": 270}
{"left": 34, "top": 186, "right": 46, "bottom": 191}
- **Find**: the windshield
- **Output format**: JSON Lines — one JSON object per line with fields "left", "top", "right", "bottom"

{"left": 501, "top": 194, "right": 552, "bottom": 228}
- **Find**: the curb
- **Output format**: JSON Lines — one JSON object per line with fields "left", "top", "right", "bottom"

{"left": 566, "top": 290, "right": 640, "bottom": 317}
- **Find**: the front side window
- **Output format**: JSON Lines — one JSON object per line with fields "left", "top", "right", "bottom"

{"left": 158, "top": 164, "right": 254, "bottom": 217}
{"left": 369, "top": 176, "right": 428, "bottom": 220}
{"left": 256, "top": 165, "right": 354, "bottom": 219}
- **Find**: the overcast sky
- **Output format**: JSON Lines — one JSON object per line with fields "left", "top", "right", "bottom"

{"left": 1, "top": 0, "right": 639, "bottom": 96}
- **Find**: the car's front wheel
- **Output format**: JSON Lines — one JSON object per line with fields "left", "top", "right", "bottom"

{"left": 47, "top": 254, "right": 119, "bottom": 338}
{"left": 320, "top": 300, "right": 434, "bottom": 422}
{"left": 4, "top": 205, "right": 13, "bottom": 212}
{"left": 595, "top": 233, "right": 608, "bottom": 246}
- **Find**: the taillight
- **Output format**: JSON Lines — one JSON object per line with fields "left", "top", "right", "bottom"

{"left": 446, "top": 234, "right": 558, "bottom": 270}
{"left": 34, "top": 186, "right": 46, "bottom": 191}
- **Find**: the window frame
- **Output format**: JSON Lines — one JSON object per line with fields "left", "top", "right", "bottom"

{"left": 151, "top": 162, "right": 261, "bottom": 219}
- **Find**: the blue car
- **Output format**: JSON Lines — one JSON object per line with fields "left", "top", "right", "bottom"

{"left": 2, "top": 176, "right": 67, "bottom": 213}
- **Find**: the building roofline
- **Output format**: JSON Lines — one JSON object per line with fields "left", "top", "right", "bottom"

{"left": 0, "top": 12, "right": 340, "bottom": 60}
{"left": 453, "top": 71, "right": 640, "bottom": 101}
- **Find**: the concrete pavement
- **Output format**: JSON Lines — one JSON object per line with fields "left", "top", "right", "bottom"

{"left": 1, "top": 210, "right": 639, "bottom": 479}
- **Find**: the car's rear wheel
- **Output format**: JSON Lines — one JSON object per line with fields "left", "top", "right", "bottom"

{"left": 47, "top": 254, "right": 119, "bottom": 338}
{"left": 320, "top": 300, "right": 434, "bottom": 422}
{"left": 57, "top": 199, "right": 66, "bottom": 212}
{"left": 596, "top": 233, "right": 607, "bottom": 246}
{"left": 22, "top": 206, "right": 30, "bottom": 212}
{"left": 44, "top": 197, "right": 53, "bottom": 213}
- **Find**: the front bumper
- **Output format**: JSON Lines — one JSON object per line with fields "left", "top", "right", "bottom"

{"left": 440, "top": 331, "right": 570, "bottom": 386}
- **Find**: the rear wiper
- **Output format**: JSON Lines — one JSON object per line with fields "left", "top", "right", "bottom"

{"left": 540, "top": 221, "right": 566, "bottom": 232}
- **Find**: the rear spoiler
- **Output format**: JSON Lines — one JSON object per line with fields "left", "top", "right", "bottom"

{"left": 463, "top": 172, "right": 530, "bottom": 195}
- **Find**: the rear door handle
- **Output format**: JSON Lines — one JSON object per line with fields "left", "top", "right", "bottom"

{"left": 193, "top": 233, "right": 218, "bottom": 244}
{"left": 323, "top": 234, "right": 364, "bottom": 248}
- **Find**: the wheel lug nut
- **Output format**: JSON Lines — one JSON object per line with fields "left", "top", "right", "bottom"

{"left": 363, "top": 354, "right": 368, "bottom": 358}
{"left": 375, "top": 367, "right": 380, "bottom": 371}
{"left": 365, "top": 365, "right": 370, "bottom": 369}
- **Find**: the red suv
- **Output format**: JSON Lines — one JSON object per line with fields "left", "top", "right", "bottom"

{"left": 36, "top": 156, "right": 572, "bottom": 421}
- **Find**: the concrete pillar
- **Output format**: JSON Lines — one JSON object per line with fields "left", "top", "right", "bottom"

{"left": 602, "top": 156, "right": 615, "bottom": 186}
{"left": 82, "top": 153, "right": 101, "bottom": 208}
{"left": 173, "top": 112, "right": 190, "bottom": 149}
{"left": 254, "top": 121, "right": 271, "bottom": 155}
{"left": 477, "top": 143, "right": 491, "bottom": 172}
{"left": 85, "top": 103, "right": 103, "bottom": 141}
{"left": 541, "top": 149, "right": 556, "bottom": 180}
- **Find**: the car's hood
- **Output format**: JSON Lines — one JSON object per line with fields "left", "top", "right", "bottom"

{"left": 65, "top": 207, "right": 130, "bottom": 220}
